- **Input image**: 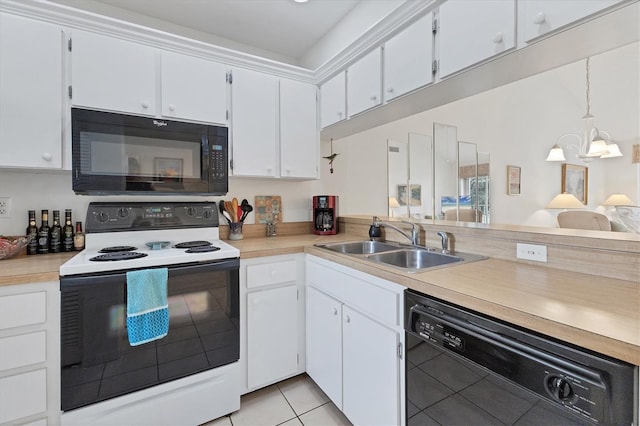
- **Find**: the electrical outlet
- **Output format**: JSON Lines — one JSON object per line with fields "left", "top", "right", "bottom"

{"left": 516, "top": 243, "right": 547, "bottom": 262}
{"left": 0, "top": 197, "right": 11, "bottom": 218}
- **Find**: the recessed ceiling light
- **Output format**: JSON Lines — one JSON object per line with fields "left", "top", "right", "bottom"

{"left": 293, "top": 0, "right": 309, "bottom": 3}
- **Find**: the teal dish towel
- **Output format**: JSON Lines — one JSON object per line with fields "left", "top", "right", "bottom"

{"left": 126, "top": 268, "right": 169, "bottom": 346}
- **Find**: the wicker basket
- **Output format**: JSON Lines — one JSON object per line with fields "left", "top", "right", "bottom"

{"left": 0, "top": 236, "right": 33, "bottom": 260}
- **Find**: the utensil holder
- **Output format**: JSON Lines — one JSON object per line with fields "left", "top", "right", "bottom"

{"left": 266, "top": 222, "right": 277, "bottom": 237}
{"left": 229, "top": 222, "right": 244, "bottom": 240}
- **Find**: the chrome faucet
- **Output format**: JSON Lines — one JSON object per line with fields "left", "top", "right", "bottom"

{"left": 372, "top": 216, "right": 420, "bottom": 246}
{"left": 437, "top": 231, "right": 449, "bottom": 254}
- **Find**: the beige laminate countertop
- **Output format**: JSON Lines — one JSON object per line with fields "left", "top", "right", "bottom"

{"left": 1, "top": 234, "right": 638, "bottom": 365}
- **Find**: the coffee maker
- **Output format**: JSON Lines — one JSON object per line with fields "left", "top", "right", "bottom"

{"left": 312, "top": 195, "right": 338, "bottom": 235}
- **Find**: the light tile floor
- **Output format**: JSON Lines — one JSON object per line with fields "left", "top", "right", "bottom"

{"left": 204, "top": 374, "right": 352, "bottom": 426}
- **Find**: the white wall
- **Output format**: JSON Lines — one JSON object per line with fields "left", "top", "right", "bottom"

{"left": 0, "top": 170, "right": 323, "bottom": 235}
{"left": 327, "top": 42, "right": 640, "bottom": 228}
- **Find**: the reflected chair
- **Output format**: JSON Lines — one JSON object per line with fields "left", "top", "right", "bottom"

{"left": 444, "top": 208, "right": 482, "bottom": 222}
{"left": 557, "top": 211, "right": 611, "bottom": 231}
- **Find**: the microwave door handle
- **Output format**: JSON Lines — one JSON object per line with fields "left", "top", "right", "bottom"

{"left": 201, "top": 136, "right": 209, "bottom": 183}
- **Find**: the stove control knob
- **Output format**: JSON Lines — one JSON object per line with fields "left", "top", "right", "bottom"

{"left": 117, "top": 208, "right": 130, "bottom": 219}
{"left": 96, "top": 212, "right": 109, "bottom": 223}
{"left": 548, "top": 376, "right": 574, "bottom": 402}
{"left": 186, "top": 207, "right": 197, "bottom": 217}
{"left": 202, "top": 209, "right": 212, "bottom": 219}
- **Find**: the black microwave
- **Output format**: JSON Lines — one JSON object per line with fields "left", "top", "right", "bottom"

{"left": 71, "top": 108, "right": 228, "bottom": 195}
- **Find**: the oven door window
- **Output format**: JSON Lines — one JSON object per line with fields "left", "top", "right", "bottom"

{"left": 72, "top": 108, "right": 212, "bottom": 194}
{"left": 61, "top": 261, "right": 239, "bottom": 411}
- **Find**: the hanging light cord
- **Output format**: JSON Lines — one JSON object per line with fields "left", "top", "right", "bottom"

{"left": 585, "top": 57, "right": 591, "bottom": 117}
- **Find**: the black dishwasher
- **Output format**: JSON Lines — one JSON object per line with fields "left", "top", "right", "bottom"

{"left": 405, "top": 289, "right": 636, "bottom": 425}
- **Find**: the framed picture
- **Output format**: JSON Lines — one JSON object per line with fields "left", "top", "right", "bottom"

{"left": 154, "top": 157, "right": 183, "bottom": 178}
{"left": 507, "top": 165, "right": 521, "bottom": 195}
{"left": 397, "top": 184, "right": 422, "bottom": 206}
{"left": 562, "top": 164, "right": 588, "bottom": 204}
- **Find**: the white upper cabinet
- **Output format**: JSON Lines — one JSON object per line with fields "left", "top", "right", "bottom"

{"left": 231, "top": 69, "right": 318, "bottom": 179}
{"left": 521, "top": 0, "right": 622, "bottom": 43}
{"left": 280, "top": 79, "right": 318, "bottom": 179}
{"left": 347, "top": 48, "right": 382, "bottom": 117}
{"left": 383, "top": 13, "right": 434, "bottom": 102}
{"left": 320, "top": 72, "right": 346, "bottom": 128}
{"left": 438, "top": 0, "right": 516, "bottom": 78}
{"left": 0, "top": 13, "right": 63, "bottom": 169}
{"left": 230, "top": 67, "right": 278, "bottom": 177}
{"left": 71, "top": 30, "right": 227, "bottom": 123}
{"left": 71, "top": 30, "right": 157, "bottom": 116}
{"left": 160, "top": 51, "right": 227, "bottom": 124}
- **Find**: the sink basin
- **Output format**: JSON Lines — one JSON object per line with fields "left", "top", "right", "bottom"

{"left": 367, "top": 249, "right": 462, "bottom": 271}
{"left": 316, "top": 240, "right": 401, "bottom": 255}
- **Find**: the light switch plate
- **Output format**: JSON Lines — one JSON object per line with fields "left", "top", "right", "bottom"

{"left": 516, "top": 243, "right": 547, "bottom": 262}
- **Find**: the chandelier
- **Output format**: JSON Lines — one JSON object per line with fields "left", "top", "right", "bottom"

{"left": 546, "top": 57, "right": 622, "bottom": 163}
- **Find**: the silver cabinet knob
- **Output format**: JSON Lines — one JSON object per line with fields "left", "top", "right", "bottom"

{"left": 141, "top": 101, "right": 150, "bottom": 109}
{"left": 168, "top": 104, "right": 176, "bottom": 112}
{"left": 345, "top": 315, "right": 351, "bottom": 323}
{"left": 42, "top": 153, "right": 52, "bottom": 161}
{"left": 332, "top": 307, "right": 338, "bottom": 315}
{"left": 370, "top": 95, "right": 377, "bottom": 101}
{"left": 492, "top": 32, "right": 504, "bottom": 44}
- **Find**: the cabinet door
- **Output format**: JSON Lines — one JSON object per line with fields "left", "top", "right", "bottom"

{"left": 306, "top": 287, "right": 342, "bottom": 407}
{"left": 438, "top": 0, "right": 516, "bottom": 78}
{"left": 342, "top": 306, "right": 400, "bottom": 426}
{"left": 320, "top": 72, "right": 346, "bottom": 128}
{"left": 347, "top": 48, "right": 382, "bottom": 117}
{"left": 280, "top": 79, "right": 318, "bottom": 179}
{"left": 247, "top": 286, "right": 298, "bottom": 389}
{"left": 522, "top": 0, "right": 621, "bottom": 42}
{"left": 230, "top": 68, "right": 278, "bottom": 177}
{"left": 0, "top": 13, "right": 62, "bottom": 169}
{"left": 161, "top": 51, "right": 227, "bottom": 124}
{"left": 384, "top": 13, "right": 434, "bottom": 102}
{"left": 71, "top": 30, "right": 156, "bottom": 115}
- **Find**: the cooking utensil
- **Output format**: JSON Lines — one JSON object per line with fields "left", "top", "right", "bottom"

{"left": 240, "top": 203, "right": 253, "bottom": 222}
{"left": 232, "top": 198, "right": 240, "bottom": 222}
{"left": 218, "top": 201, "right": 231, "bottom": 223}
{"left": 224, "top": 201, "right": 236, "bottom": 222}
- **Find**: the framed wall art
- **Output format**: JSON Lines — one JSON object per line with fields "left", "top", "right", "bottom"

{"left": 562, "top": 164, "right": 588, "bottom": 204}
{"left": 507, "top": 165, "right": 521, "bottom": 195}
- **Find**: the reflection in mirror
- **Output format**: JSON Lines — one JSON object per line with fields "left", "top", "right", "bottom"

{"left": 387, "top": 134, "right": 433, "bottom": 218}
{"left": 476, "top": 152, "right": 491, "bottom": 223}
{"left": 434, "top": 123, "right": 458, "bottom": 220}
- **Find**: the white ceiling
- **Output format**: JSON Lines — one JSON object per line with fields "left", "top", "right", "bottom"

{"left": 49, "top": 0, "right": 364, "bottom": 64}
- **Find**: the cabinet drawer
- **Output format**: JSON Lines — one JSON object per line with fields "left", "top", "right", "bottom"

{"left": 0, "top": 291, "right": 46, "bottom": 330}
{"left": 0, "top": 331, "right": 46, "bottom": 371}
{"left": 307, "top": 260, "right": 400, "bottom": 327}
{"left": 0, "top": 369, "right": 47, "bottom": 423}
{"left": 246, "top": 260, "right": 297, "bottom": 289}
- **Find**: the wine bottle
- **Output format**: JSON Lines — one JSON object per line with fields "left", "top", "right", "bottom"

{"left": 26, "top": 210, "right": 38, "bottom": 255}
{"left": 50, "top": 210, "right": 62, "bottom": 253}
{"left": 62, "top": 209, "right": 74, "bottom": 252}
{"left": 37, "top": 210, "right": 51, "bottom": 254}
{"left": 73, "top": 221, "right": 85, "bottom": 251}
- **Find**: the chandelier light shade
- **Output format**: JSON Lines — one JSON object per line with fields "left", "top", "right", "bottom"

{"left": 546, "top": 58, "right": 623, "bottom": 163}
{"left": 601, "top": 193, "right": 634, "bottom": 206}
{"left": 545, "top": 192, "right": 585, "bottom": 209}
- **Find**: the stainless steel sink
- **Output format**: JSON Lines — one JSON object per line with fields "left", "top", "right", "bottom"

{"left": 314, "top": 240, "right": 487, "bottom": 272}
{"left": 316, "top": 240, "right": 401, "bottom": 255}
{"left": 366, "top": 249, "right": 462, "bottom": 271}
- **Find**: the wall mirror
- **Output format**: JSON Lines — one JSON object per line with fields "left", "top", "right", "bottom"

{"left": 433, "top": 124, "right": 491, "bottom": 223}
{"left": 387, "top": 133, "right": 433, "bottom": 218}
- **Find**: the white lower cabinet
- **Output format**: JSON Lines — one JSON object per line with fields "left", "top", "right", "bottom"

{"left": 0, "top": 281, "right": 60, "bottom": 426}
{"left": 306, "top": 255, "right": 405, "bottom": 426}
{"left": 240, "top": 254, "right": 305, "bottom": 394}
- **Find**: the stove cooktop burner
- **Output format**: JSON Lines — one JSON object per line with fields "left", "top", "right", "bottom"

{"left": 174, "top": 240, "right": 212, "bottom": 249}
{"left": 90, "top": 252, "right": 149, "bottom": 262}
{"left": 185, "top": 245, "right": 221, "bottom": 253}
{"left": 98, "top": 246, "right": 138, "bottom": 253}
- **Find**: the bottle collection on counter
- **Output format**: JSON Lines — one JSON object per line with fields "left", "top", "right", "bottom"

{"left": 26, "top": 209, "right": 84, "bottom": 255}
